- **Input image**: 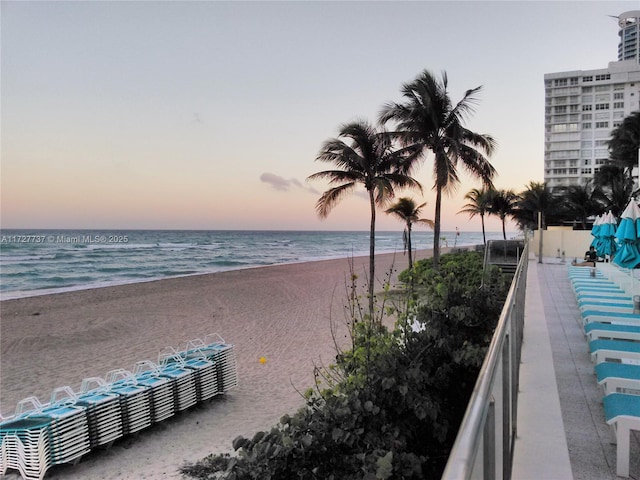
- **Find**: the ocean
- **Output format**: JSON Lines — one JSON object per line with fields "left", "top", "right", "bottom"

{"left": 0, "top": 229, "right": 512, "bottom": 299}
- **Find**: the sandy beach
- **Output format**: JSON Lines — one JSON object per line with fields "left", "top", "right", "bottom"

{"left": 0, "top": 249, "right": 437, "bottom": 479}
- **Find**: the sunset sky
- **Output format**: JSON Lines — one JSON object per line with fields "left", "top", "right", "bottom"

{"left": 2, "top": 1, "right": 638, "bottom": 232}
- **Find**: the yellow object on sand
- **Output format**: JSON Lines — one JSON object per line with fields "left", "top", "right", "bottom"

{"left": 259, "top": 356, "right": 267, "bottom": 364}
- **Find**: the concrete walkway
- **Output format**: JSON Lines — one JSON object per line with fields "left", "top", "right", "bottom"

{"left": 513, "top": 258, "right": 640, "bottom": 479}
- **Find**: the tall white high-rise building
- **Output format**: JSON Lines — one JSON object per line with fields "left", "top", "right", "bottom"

{"left": 544, "top": 11, "right": 640, "bottom": 191}
{"left": 618, "top": 11, "right": 640, "bottom": 63}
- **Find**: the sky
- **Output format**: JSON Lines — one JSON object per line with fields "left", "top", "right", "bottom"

{"left": 2, "top": 1, "right": 639, "bottom": 232}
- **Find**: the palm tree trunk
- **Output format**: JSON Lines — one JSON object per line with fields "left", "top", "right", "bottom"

{"left": 481, "top": 213, "right": 486, "bottom": 245}
{"left": 433, "top": 186, "right": 442, "bottom": 269}
{"left": 368, "top": 191, "right": 376, "bottom": 319}
{"left": 407, "top": 223, "right": 413, "bottom": 269}
{"left": 501, "top": 217, "right": 506, "bottom": 240}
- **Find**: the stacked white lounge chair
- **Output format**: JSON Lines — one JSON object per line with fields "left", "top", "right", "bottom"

{"left": 569, "top": 265, "right": 640, "bottom": 478}
{"left": 0, "top": 334, "right": 238, "bottom": 480}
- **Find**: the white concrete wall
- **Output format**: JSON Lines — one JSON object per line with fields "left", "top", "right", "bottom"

{"left": 530, "top": 228, "right": 594, "bottom": 260}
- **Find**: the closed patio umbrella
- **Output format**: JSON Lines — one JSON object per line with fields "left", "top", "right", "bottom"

{"left": 590, "top": 214, "right": 602, "bottom": 250}
{"left": 598, "top": 211, "right": 618, "bottom": 260}
{"left": 613, "top": 200, "right": 640, "bottom": 269}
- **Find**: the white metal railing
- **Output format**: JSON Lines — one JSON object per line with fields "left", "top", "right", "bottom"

{"left": 441, "top": 242, "right": 529, "bottom": 480}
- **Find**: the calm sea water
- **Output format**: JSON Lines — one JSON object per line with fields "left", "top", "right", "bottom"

{"left": 0, "top": 229, "right": 511, "bottom": 299}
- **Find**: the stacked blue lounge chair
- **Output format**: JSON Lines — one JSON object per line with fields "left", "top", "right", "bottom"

{"left": 74, "top": 380, "right": 124, "bottom": 448}
{"left": 176, "top": 333, "right": 238, "bottom": 393}
{"left": 0, "top": 334, "right": 238, "bottom": 480}
{"left": 132, "top": 362, "right": 176, "bottom": 423}
{"left": 104, "top": 370, "right": 153, "bottom": 435}
{"left": 0, "top": 396, "right": 91, "bottom": 480}
{"left": 569, "top": 265, "right": 640, "bottom": 477}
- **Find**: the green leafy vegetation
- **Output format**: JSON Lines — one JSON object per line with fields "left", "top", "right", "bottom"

{"left": 180, "top": 251, "right": 510, "bottom": 479}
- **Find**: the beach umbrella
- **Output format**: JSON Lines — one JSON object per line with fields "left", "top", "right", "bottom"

{"left": 598, "top": 211, "right": 618, "bottom": 259}
{"left": 613, "top": 200, "right": 640, "bottom": 269}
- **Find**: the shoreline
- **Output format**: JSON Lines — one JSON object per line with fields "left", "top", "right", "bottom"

{"left": 0, "top": 249, "right": 441, "bottom": 479}
{"left": 0, "top": 243, "right": 477, "bottom": 301}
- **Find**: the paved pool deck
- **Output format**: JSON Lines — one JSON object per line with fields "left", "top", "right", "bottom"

{"left": 512, "top": 257, "right": 640, "bottom": 480}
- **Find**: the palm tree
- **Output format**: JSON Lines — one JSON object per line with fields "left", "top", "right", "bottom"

{"left": 385, "top": 197, "right": 434, "bottom": 269}
{"left": 514, "top": 182, "right": 555, "bottom": 263}
{"left": 608, "top": 111, "right": 640, "bottom": 177}
{"left": 513, "top": 182, "right": 556, "bottom": 230}
{"left": 458, "top": 188, "right": 492, "bottom": 245}
{"left": 307, "top": 120, "right": 422, "bottom": 317}
{"left": 489, "top": 189, "right": 518, "bottom": 240}
{"left": 554, "top": 181, "right": 605, "bottom": 229}
{"left": 380, "top": 70, "right": 497, "bottom": 269}
{"left": 593, "top": 164, "right": 637, "bottom": 218}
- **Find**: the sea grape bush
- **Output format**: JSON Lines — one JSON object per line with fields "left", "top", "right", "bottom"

{"left": 181, "top": 251, "right": 509, "bottom": 479}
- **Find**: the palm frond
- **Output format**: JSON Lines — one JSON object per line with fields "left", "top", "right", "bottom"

{"left": 315, "top": 183, "right": 356, "bottom": 219}
{"left": 415, "top": 218, "right": 435, "bottom": 229}
{"left": 307, "top": 170, "right": 363, "bottom": 185}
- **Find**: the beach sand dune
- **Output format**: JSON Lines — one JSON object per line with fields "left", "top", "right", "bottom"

{"left": 0, "top": 251, "right": 433, "bottom": 479}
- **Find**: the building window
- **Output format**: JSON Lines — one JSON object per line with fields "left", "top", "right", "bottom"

{"left": 581, "top": 141, "right": 592, "bottom": 148}
{"left": 595, "top": 85, "right": 611, "bottom": 92}
{"left": 595, "top": 103, "right": 609, "bottom": 110}
{"left": 614, "top": 92, "right": 624, "bottom": 99}
{"left": 581, "top": 168, "right": 592, "bottom": 174}
{"left": 554, "top": 78, "right": 568, "bottom": 87}
{"left": 582, "top": 105, "right": 593, "bottom": 111}
{"left": 582, "top": 122, "right": 592, "bottom": 129}
{"left": 569, "top": 168, "right": 578, "bottom": 174}
{"left": 614, "top": 83, "right": 625, "bottom": 90}
{"left": 614, "top": 121, "right": 622, "bottom": 127}
{"left": 582, "top": 95, "right": 593, "bottom": 102}
{"left": 595, "top": 140, "right": 609, "bottom": 146}
{"left": 582, "top": 113, "right": 592, "bottom": 120}
{"left": 613, "top": 102, "right": 624, "bottom": 109}
{"left": 555, "top": 106, "right": 567, "bottom": 113}
{"left": 595, "top": 158, "right": 608, "bottom": 165}
{"left": 595, "top": 121, "right": 609, "bottom": 128}
{"left": 570, "top": 77, "right": 579, "bottom": 85}
{"left": 583, "top": 76, "right": 593, "bottom": 82}
{"left": 595, "top": 74, "right": 611, "bottom": 81}
{"left": 582, "top": 86, "right": 593, "bottom": 92}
